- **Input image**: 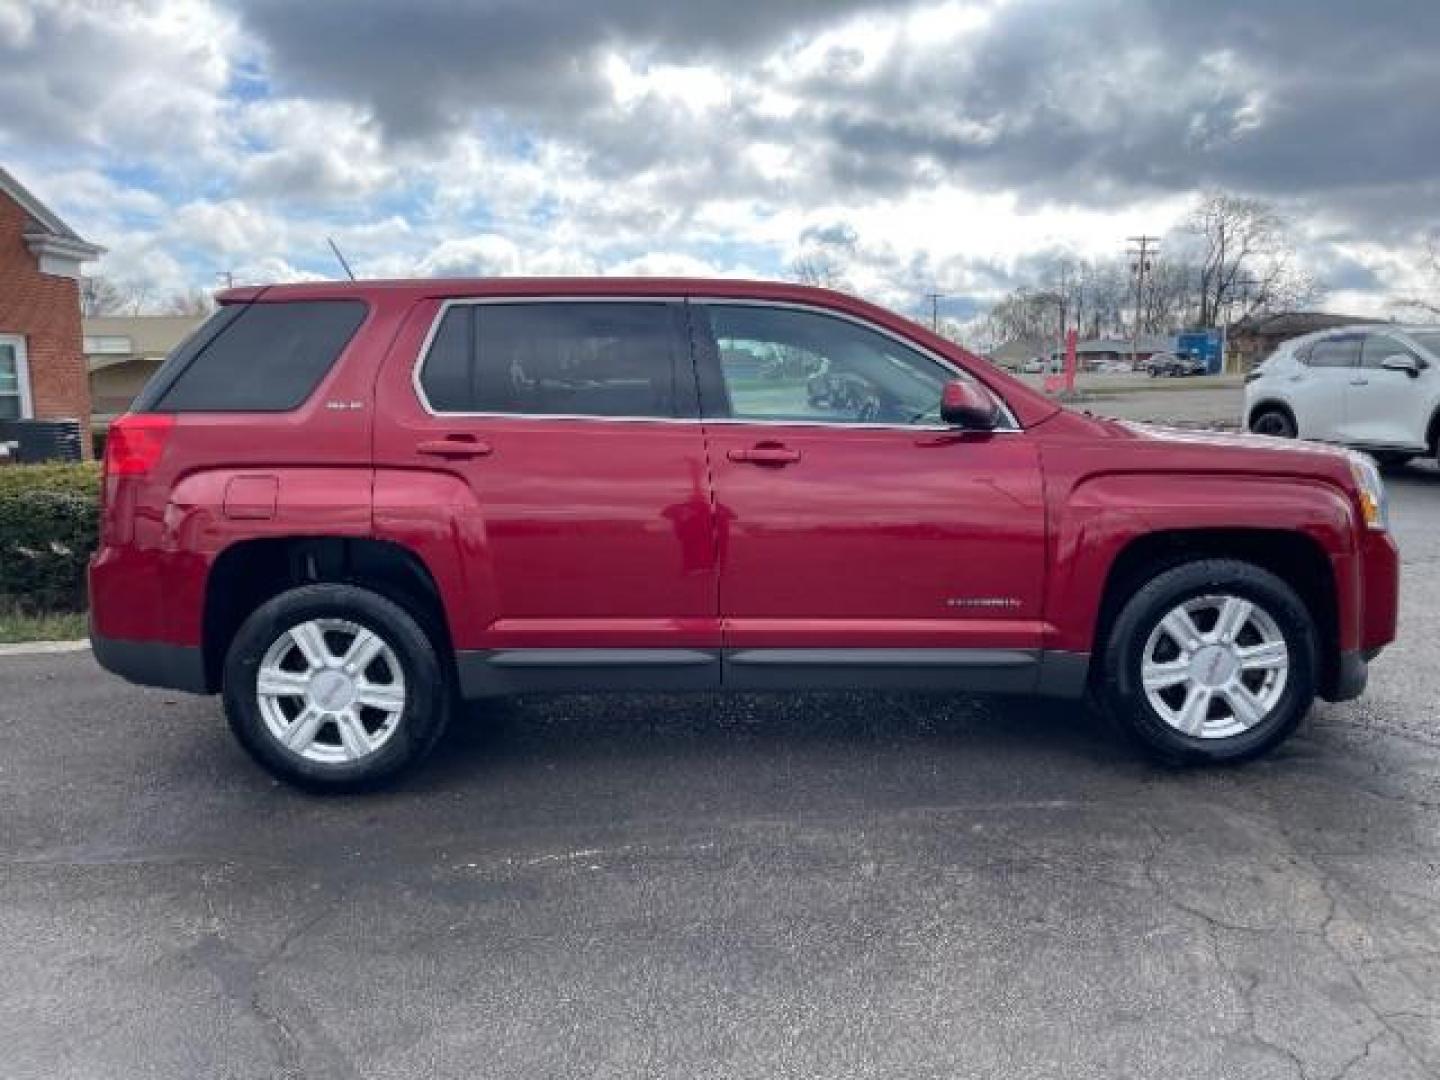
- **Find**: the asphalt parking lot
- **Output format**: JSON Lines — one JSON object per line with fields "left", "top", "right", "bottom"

{"left": 2, "top": 469, "right": 1438, "bottom": 1079}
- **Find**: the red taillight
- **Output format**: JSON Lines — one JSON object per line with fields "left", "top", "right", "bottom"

{"left": 104, "top": 413, "right": 174, "bottom": 477}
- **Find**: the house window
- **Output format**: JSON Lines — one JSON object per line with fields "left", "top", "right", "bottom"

{"left": 0, "top": 335, "right": 33, "bottom": 420}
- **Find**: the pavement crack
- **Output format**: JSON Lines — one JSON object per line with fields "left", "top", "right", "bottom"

{"left": 1331, "top": 1029, "right": 1387, "bottom": 1080}
{"left": 1235, "top": 969, "right": 1308, "bottom": 1079}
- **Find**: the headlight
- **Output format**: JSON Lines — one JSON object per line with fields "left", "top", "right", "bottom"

{"left": 1349, "top": 454, "right": 1388, "bottom": 531}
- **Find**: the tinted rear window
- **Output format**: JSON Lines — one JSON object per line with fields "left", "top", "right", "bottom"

{"left": 418, "top": 302, "right": 686, "bottom": 418}
{"left": 137, "top": 300, "right": 367, "bottom": 412}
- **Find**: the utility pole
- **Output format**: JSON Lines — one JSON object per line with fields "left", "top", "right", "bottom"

{"left": 925, "top": 292, "right": 948, "bottom": 333}
{"left": 1225, "top": 277, "right": 1259, "bottom": 373}
{"left": 215, "top": 270, "right": 235, "bottom": 290}
{"left": 1126, "top": 236, "right": 1160, "bottom": 370}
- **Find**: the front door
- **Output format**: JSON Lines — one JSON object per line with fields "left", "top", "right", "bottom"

{"left": 1345, "top": 332, "right": 1432, "bottom": 450}
{"left": 691, "top": 301, "right": 1048, "bottom": 690}
{"left": 376, "top": 298, "right": 720, "bottom": 692}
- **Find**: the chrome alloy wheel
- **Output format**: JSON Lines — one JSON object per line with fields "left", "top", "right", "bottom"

{"left": 1140, "top": 594, "right": 1290, "bottom": 740}
{"left": 255, "top": 618, "right": 406, "bottom": 763}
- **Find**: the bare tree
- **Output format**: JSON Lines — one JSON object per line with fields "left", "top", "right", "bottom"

{"left": 1387, "top": 234, "right": 1440, "bottom": 318}
{"left": 1186, "top": 192, "right": 1319, "bottom": 327}
{"left": 1137, "top": 258, "right": 1198, "bottom": 334}
{"left": 985, "top": 255, "right": 1177, "bottom": 347}
{"left": 789, "top": 251, "right": 849, "bottom": 290}
{"left": 1080, "top": 260, "right": 1131, "bottom": 337}
{"left": 982, "top": 287, "right": 1060, "bottom": 345}
{"left": 79, "top": 275, "right": 128, "bottom": 317}
{"left": 164, "top": 288, "right": 217, "bottom": 317}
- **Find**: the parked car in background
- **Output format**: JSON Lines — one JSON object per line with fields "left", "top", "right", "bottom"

{"left": 90, "top": 278, "right": 1397, "bottom": 790}
{"left": 1148, "top": 352, "right": 1207, "bottom": 377}
{"left": 1245, "top": 325, "right": 1440, "bottom": 468}
{"left": 1022, "top": 357, "right": 1045, "bottom": 374}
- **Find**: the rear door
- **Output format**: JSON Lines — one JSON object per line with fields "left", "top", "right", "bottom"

{"left": 1345, "top": 332, "right": 1432, "bottom": 449}
{"left": 691, "top": 301, "right": 1048, "bottom": 691}
{"left": 373, "top": 297, "right": 720, "bottom": 691}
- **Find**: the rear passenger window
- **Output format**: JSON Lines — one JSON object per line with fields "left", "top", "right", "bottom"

{"left": 1304, "top": 337, "right": 1360, "bottom": 369}
{"left": 417, "top": 302, "right": 686, "bottom": 418}
{"left": 143, "top": 301, "right": 367, "bottom": 412}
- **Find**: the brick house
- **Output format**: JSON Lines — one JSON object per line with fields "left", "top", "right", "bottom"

{"left": 0, "top": 167, "right": 104, "bottom": 446}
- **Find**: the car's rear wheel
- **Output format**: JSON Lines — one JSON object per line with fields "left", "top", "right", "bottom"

{"left": 1100, "top": 559, "right": 1317, "bottom": 764}
{"left": 223, "top": 583, "right": 450, "bottom": 791}
{"left": 1249, "top": 407, "right": 1296, "bottom": 439}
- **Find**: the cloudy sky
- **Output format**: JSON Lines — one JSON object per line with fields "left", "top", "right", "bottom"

{"left": 2, "top": 0, "right": 1437, "bottom": 321}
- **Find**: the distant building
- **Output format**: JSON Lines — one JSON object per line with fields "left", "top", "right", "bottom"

{"left": 1050, "top": 335, "right": 1173, "bottom": 371}
{"left": 0, "top": 167, "right": 103, "bottom": 445}
{"left": 85, "top": 315, "right": 202, "bottom": 420}
{"left": 1229, "top": 312, "right": 1372, "bottom": 369}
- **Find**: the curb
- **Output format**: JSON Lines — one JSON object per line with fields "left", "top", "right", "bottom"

{"left": 0, "top": 639, "right": 92, "bottom": 658}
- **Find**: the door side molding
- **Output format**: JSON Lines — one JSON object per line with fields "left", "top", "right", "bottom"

{"left": 455, "top": 647, "right": 1090, "bottom": 699}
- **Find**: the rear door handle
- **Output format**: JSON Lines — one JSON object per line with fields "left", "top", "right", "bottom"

{"left": 416, "top": 436, "right": 493, "bottom": 458}
{"left": 1350, "top": 378, "right": 1369, "bottom": 386}
{"left": 728, "top": 444, "right": 801, "bottom": 466}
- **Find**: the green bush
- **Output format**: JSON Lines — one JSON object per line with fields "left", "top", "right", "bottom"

{"left": 0, "top": 462, "right": 101, "bottom": 614}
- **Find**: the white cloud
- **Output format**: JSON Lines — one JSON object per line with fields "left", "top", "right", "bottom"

{"left": 1, "top": 0, "right": 1435, "bottom": 319}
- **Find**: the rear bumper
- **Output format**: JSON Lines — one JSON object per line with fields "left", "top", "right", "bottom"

{"left": 90, "top": 629, "right": 210, "bottom": 694}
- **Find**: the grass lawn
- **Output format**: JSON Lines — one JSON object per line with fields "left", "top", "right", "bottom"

{"left": 0, "top": 607, "right": 88, "bottom": 644}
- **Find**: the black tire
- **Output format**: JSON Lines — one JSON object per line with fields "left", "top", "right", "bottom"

{"left": 222, "top": 583, "right": 451, "bottom": 792}
{"left": 1099, "top": 559, "right": 1318, "bottom": 765}
{"left": 1370, "top": 451, "right": 1414, "bottom": 471}
{"left": 1249, "top": 406, "right": 1296, "bottom": 439}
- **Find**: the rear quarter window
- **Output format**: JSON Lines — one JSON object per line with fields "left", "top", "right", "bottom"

{"left": 136, "top": 300, "right": 367, "bottom": 412}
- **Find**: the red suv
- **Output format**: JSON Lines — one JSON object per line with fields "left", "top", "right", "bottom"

{"left": 90, "top": 279, "right": 1399, "bottom": 790}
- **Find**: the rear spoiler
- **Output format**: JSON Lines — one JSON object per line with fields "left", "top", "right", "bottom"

{"left": 214, "top": 285, "right": 270, "bottom": 304}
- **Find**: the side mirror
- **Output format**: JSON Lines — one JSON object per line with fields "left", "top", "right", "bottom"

{"left": 940, "top": 380, "right": 1000, "bottom": 430}
{"left": 1382, "top": 354, "right": 1422, "bottom": 377}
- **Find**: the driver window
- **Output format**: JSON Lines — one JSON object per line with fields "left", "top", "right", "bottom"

{"left": 1360, "top": 334, "right": 1414, "bottom": 369}
{"left": 703, "top": 304, "right": 961, "bottom": 426}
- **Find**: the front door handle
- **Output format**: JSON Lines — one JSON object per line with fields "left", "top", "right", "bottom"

{"left": 417, "top": 436, "right": 493, "bottom": 458}
{"left": 728, "top": 443, "right": 801, "bottom": 466}
{"left": 1350, "top": 378, "right": 1369, "bottom": 386}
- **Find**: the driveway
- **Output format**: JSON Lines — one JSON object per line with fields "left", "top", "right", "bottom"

{"left": 2, "top": 470, "right": 1438, "bottom": 1079}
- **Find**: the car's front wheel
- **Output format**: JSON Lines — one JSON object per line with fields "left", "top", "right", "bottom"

{"left": 223, "top": 583, "right": 451, "bottom": 791}
{"left": 1100, "top": 559, "right": 1318, "bottom": 764}
{"left": 1249, "top": 406, "right": 1296, "bottom": 439}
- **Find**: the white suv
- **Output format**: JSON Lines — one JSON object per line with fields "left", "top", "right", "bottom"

{"left": 1244, "top": 324, "right": 1440, "bottom": 466}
